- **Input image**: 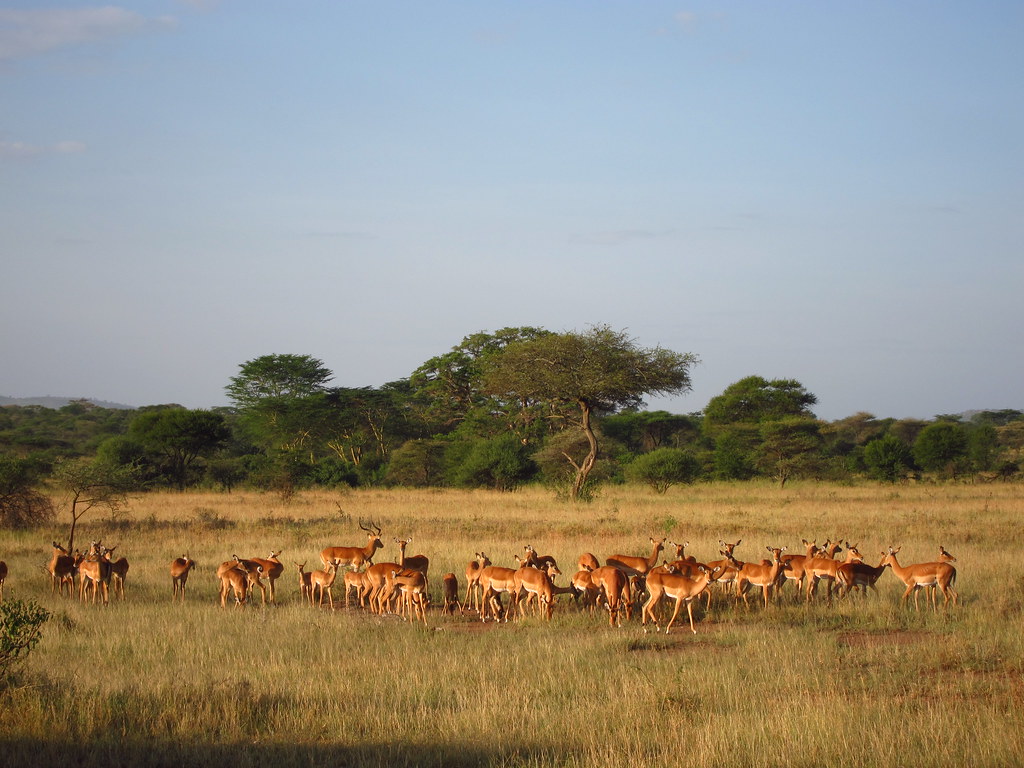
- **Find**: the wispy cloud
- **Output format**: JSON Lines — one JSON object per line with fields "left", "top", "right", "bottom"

{"left": 572, "top": 229, "right": 675, "bottom": 246}
{"left": 0, "top": 6, "right": 173, "bottom": 62}
{"left": 0, "top": 139, "right": 86, "bottom": 157}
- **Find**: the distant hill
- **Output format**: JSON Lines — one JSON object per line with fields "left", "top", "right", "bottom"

{"left": 0, "top": 395, "right": 135, "bottom": 410}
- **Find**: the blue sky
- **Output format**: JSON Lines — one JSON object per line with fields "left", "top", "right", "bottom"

{"left": 1, "top": 1, "right": 1021, "bottom": 421}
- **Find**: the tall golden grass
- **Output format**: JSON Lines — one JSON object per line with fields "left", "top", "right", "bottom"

{"left": 0, "top": 481, "right": 1022, "bottom": 767}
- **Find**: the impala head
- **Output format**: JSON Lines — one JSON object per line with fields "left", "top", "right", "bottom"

{"left": 360, "top": 520, "right": 383, "bottom": 548}
{"left": 476, "top": 552, "right": 491, "bottom": 567}
{"left": 268, "top": 550, "right": 282, "bottom": 559}
{"left": 765, "top": 546, "right": 787, "bottom": 561}
{"left": 545, "top": 563, "right": 562, "bottom": 579}
{"left": 294, "top": 561, "right": 306, "bottom": 572}
{"left": 668, "top": 540, "right": 689, "bottom": 557}
{"left": 720, "top": 540, "right": 741, "bottom": 554}
{"left": 938, "top": 546, "right": 957, "bottom": 563}
{"left": 52, "top": 541, "right": 68, "bottom": 554}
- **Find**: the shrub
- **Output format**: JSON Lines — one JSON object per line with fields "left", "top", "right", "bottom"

{"left": 625, "top": 447, "right": 701, "bottom": 493}
{"left": 0, "top": 598, "right": 50, "bottom": 681}
{"left": 0, "top": 455, "right": 55, "bottom": 528}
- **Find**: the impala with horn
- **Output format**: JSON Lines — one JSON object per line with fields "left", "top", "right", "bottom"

{"left": 320, "top": 521, "right": 384, "bottom": 572}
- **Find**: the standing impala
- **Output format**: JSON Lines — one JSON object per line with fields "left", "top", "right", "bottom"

{"left": 478, "top": 563, "right": 518, "bottom": 622}
{"left": 881, "top": 546, "right": 958, "bottom": 610}
{"left": 48, "top": 542, "right": 78, "bottom": 597}
{"left": 727, "top": 546, "right": 788, "bottom": 609}
{"left": 642, "top": 563, "right": 721, "bottom": 634}
{"left": 170, "top": 554, "right": 196, "bottom": 601}
{"left": 394, "top": 537, "right": 430, "bottom": 582}
{"left": 103, "top": 545, "right": 129, "bottom": 600}
{"left": 463, "top": 552, "right": 491, "bottom": 615}
{"left": 511, "top": 562, "right": 558, "bottom": 620}
{"left": 249, "top": 550, "right": 285, "bottom": 603}
{"left": 606, "top": 537, "right": 665, "bottom": 579}
{"left": 320, "top": 521, "right": 383, "bottom": 572}
{"left": 294, "top": 561, "right": 313, "bottom": 604}
{"left": 836, "top": 555, "right": 887, "bottom": 599}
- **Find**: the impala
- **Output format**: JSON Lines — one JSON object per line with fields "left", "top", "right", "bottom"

{"left": 294, "top": 561, "right": 313, "bottom": 604}
{"left": 667, "top": 540, "right": 695, "bottom": 564}
{"left": 249, "top": 550, "right": 285, "bottom": 603}
{"left": 589, "top": 565, "right": 632, "bottom": 627}
{"left": 881, "top": 546, "right": 958, "bottom": 610}
{"left": 577, "top": 552, "right": 600, "bottom": 572}
{"left": 310, "top": 562, "right": 340, "bottom": 609}
{"left": 938, "top": 546, "right": 957, "bottom": 564}
{"left": 512, "top": 562, "right": 558, "bottom": 620}
{"left": 359, "top": 561, "right": 403, "bottom": 614}
{"left": 836, "top": 555, "right": 887, "bottom": 599}
{"left": 394, "top": 537, "right": 430, "bottom": 581}
{"left": 606, "top": 537, "right": 665, "bottom": 578}
{"left": 343, "top": 569, "right": 370, "bottom": 608}
{"left": 218, "top": 564, "right": 251, "bottom": 607}
{"left": 78, "top": 542, "right": 112, "bottom": 605}
{"left": 777, "top": 539, "right": 818, "bottom": 598}
{"left": 441, "top": 572, "right": 460, "bottom": 614}
{"left": 569, "top": 569, "right": 600, "bottom": 613}
{"left": 703, "top": 540, "right": 741, "bottom": 609}
{"left": 320, "top": 520, "right": 383, "bottom": 572}
{"left": 728, "top": 546, "right": 788, "bottom": 609}
{"left": 642, "top": 563, "right": 721, "bottom": 634}
{"left": 47, "top": 541, "right": 77, "bottom": 597}
{"left": 103, "top": 545, "right": 129, "bottom": 600}
{"left": 523, "top": 545, "right": 559, "bottom": 574}
{"left": 232, "top": 555, "right": 269, "bottom": 604}
{"left": 170, "top": 554, "right": 195, "bottom": 601}
{"left": 463, "top": 552, "right": 491, "bottom": 615}
{"left": 804, "top": 540, "right": 860, "bottom": 602}
{"left": 477, "top": 564, "right": 518, "bottom": 622}
{"left": 386, "top": 569, "right": 429, "bottom": 625}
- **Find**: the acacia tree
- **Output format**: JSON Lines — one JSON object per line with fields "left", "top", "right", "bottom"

{"left": 128, "top": 408, "right": 229, "bottom": 490}
{"left": 482, "top": 325, "right": 697, "bottom": 501}
{"left": 52, "top": 457, "right": 138, "bottom": 554}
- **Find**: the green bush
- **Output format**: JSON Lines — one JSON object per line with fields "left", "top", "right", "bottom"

{"left": 0, "top": 598, "right": 50, "bottom": 681}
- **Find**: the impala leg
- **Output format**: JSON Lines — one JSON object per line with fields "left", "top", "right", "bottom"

{"left": 665, "top": 597, "right": 683, "bottom": 635}
{"left": 687, "top": 600, "right": 698, "bottom": 634}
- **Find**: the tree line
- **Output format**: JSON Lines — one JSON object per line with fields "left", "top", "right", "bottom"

{"left": 2, "top": 325, "right": 1022, "bottom": 528}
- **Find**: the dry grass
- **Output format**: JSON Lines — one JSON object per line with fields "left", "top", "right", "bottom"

{"left": 0, "top": 481, "right": 1022, "bottom": 767}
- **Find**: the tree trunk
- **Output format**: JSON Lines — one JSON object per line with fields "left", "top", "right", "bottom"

{"left": 571, "top": 401, "right": 598, "bottom": 501}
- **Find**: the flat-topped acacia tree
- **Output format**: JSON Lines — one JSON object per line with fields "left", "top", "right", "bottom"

{"left": 482, "top": 325, "right": 698, "bottom": 501}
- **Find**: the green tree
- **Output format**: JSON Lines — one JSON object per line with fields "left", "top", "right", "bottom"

{"left": 863, "top": 434, "right": 914, "bottom": 483}
{"left": 450, "top": 434, "right": 536, "bottom": 491}
{"left": 625, "top": 447, "right": 702, "bottom": 493}
{"left": 0, "top": 455, "right": 54, "bottom": 529}
{"left": 601, "top": 410, "right": 701, "bottom": 453}
{"left": 226, "top": 354, "right": 333, "bottom": 410}
{"left": 754, "top": 417, "right": 823, "bottom": 488}
{"left": 52, "top": 457, "right": 139, "bottom": 553}
{"left": 483, "top": 325, "right": 697, "bottom": 500}
{"left": 913, "top": 422, "right": 969, "bottom": 477}
{"left": 409, "top": 327, "right": 552, "bottom": 436}
{"left": 128, "top": 409, "right": 229, "bottom": 490}
{"left": 704, "top": 376, "right": 817, "bottom": 427}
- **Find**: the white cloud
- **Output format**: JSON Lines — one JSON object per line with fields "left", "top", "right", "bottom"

{"left": 0, "top": 139, "right": 86, "bottom": 157}
{"left": 0, "top": 6, "right": 170, "bottom": 61}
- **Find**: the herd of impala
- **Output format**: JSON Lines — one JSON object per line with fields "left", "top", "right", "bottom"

{"left": 29, "top": 518, "right": 959, "bottom": 634}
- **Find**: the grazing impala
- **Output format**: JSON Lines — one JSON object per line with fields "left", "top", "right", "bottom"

{"left": 463, "top": 552, "right": 491, "bottom": 615}
{"left": 642, "top": 563, "right": 721, "bottom": 634}
{"left": 577, "top": 552, "right": 600, "bottom": 573}
{"left": 47, "top": 541, "right": 77, "bottom": 597}
{"left": 170, "top": 554, "right": 196, "bottom": 601}
{"left": 232, "top": 555, "right": 269, "bottom": 604}
{"left": 881, "top": 546, "right": 958, "bottom": 610}
{"left": 320, "top": 521, "right": 383, "bottom": 572}
{"left": 589, "top": 565, "right": 632, "bottom": 627}
{"left": 218, "top": 564, "right": 251, "bottom": 607}
{"left": 728, "top": 546, "right": 788, "bottom": 609}
{"left": 441, "top": 573, "right": 460, "bottom": 614}
{"left": 570, "top": 569, "right": 600, "bottom": 613}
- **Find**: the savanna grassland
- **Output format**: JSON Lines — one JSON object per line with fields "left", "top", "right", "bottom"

{"left": 1, "top": 482, "right": 1022, "bottom": 768}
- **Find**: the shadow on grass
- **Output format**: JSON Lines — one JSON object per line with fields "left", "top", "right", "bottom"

{"left": 0, "top": 738, "right": 576, "bottom": 768}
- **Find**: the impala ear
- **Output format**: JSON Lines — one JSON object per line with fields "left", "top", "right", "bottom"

{"left": 736, "top": 539, "right": 742, "bottom": 547}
